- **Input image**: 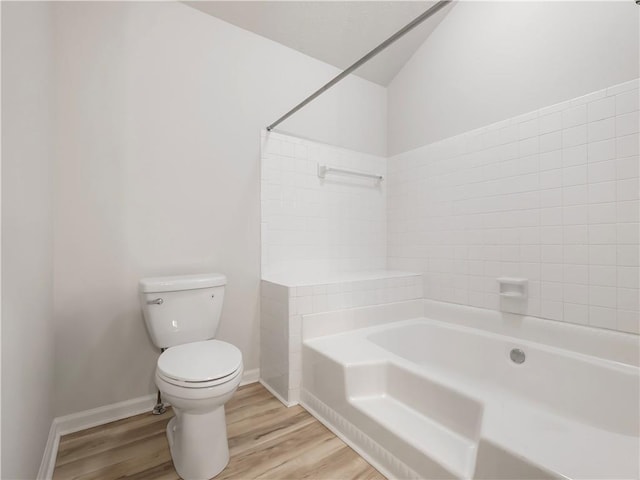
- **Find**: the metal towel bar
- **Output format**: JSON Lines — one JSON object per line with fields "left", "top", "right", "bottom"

{"left": 317, "top": 164, "right": 383, "bottom": 182}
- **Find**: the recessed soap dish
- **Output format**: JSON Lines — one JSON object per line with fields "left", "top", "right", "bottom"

{"left": 500, "top": 291, "right": 523, "bottom": 298}
{"left": 497, "top": 277, "right": 528, "bottom": 300}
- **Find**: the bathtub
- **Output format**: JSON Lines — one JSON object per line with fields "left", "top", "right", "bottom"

{"left": 301, "top": 302, "right": 639, "bottom": 480}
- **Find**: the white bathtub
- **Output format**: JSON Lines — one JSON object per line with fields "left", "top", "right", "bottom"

{"left": 301, "top": 302, "right": 639, "bottom": 479}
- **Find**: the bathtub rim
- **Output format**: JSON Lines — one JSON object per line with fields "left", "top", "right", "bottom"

{"left": 303, "top": 299, "right": 640, "bottom": 367}
{"left": 422, "top": 300, "right": 640, "bottom": 368}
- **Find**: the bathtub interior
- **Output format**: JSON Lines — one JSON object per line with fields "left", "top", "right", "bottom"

{"left": 302, "top": 352, "right": 478, "bottom": 479}
{"left": 367, "top": 321, "right": 639, "bottom": 437}
{"left": 301, "top": 307, "right": 640, "bottom": 480}
{"left": 347, "top": 362, "right": 483, "bottom": 479}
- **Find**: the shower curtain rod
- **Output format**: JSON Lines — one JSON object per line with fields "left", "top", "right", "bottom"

{"left": 266, "top": 0, "right": 452, "bottom": 132}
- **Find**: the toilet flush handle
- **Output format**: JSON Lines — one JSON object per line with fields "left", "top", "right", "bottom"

{"left": 147, "top": 298, "right": 163, "bottom": 305}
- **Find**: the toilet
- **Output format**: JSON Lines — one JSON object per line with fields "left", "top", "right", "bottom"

{"left": 139, "top": 273, "right": 243, "bottom": 480}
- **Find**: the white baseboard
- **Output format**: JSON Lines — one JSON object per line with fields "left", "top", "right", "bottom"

{"left": 240, "top": 368, "right": 260, "bottom": 386}
{"left": 56, "top": 393, "right": 159, "bottom": 437}
{"left": 38, "top": 368, "right": 260, "bottom": 479}
{"left": 259, "top": 378, "right": 295, "bottom": 407}
{"left": 37, "top": 421, "right": 61, "bottom": 480}
{"left": 37, "top": 392, "right": 157, "bottom": 480}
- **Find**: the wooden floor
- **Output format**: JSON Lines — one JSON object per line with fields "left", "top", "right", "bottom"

{"left": 53, "top": 383, "right": 385, "bottom": 480}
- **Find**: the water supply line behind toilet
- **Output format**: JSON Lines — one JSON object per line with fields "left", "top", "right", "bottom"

{"left": 153, "top": 347, "right": 167, "bottom": 415}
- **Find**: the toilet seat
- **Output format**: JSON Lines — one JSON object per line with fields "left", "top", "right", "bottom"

{"left": 157, "top": 339, "right": 242, "bottom": 389}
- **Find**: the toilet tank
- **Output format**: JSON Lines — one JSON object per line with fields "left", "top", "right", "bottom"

{"left": 139, "top": 273, "right": 226, "bottom": 348}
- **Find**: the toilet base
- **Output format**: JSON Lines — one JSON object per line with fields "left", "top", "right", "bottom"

{"left": 166, "top": 406, "right": 230, "bottom": 480}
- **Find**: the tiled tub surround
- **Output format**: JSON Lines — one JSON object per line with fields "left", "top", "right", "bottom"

{"left": 388, "top": 79, "right": 640, "bottom": 333}
{"left": 301, "top": 300, "right": 640, "bottom": 480}
{"left": 261, "top": 131, "right": 387, "bottom": 277}
{"left": 260, "top": 271, "right": 422, "bottom": 405}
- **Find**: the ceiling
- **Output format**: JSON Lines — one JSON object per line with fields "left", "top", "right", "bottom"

{"left": 185, "top": 1, "right": 452, "bottom": 86}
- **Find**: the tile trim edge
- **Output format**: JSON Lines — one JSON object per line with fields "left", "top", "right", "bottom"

{"left": 301, "top": 390, "right": 422, "bottom": 480}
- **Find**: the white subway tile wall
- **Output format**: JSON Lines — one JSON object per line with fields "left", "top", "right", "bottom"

{"left": 260, "top": 274, "right": 422, "bottom": 404}
{"left": 388, "top": 79, "right": 639, "bottom": 334}
{"left": 261, "top": 131, "right": 387, "bottom": 276}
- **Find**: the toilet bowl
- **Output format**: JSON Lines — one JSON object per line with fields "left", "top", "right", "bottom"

{"left": 155, "top": 339, "right": 243, "bottom": 480}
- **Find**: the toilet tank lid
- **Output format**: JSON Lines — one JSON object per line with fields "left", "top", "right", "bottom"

{"left": 139, "top": 273, "right": 227, "bottom": 293}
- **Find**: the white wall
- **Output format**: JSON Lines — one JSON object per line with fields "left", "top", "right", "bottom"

{"left": 388, "top": 79, "right": 639, "bottom": 333}
{"left": 388, "top": 1, "right": 639, "bottom": 155}
{"left": 1, "top": 2, "right": 55, "bottom": 477}
{"left": 53, "top": 2, "right": 386, "bottom": 416}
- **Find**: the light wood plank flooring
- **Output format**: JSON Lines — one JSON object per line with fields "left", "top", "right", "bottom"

{"left": 53, "top": 383, "right": 385, "bottom": 480}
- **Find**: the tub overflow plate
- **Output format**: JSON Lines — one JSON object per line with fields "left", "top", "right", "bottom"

{"left": 510, "top": 348, "right": 525, "bottom": 364}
